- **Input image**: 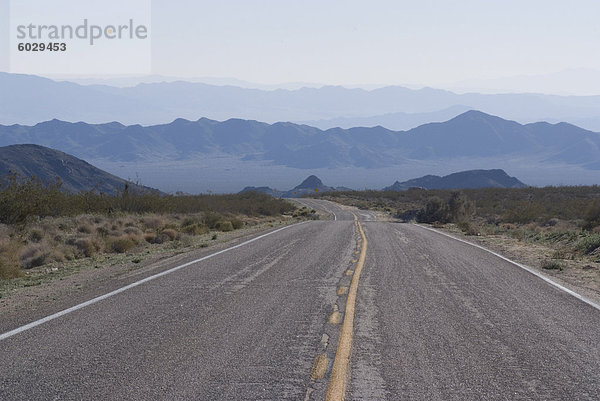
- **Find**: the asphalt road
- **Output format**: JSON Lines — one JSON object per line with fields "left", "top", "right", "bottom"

{"left": 1, "top": 199, "right": 599, "bottom": 400}
{"left": 349, "top": 222, "right": 600, "bottom": 400}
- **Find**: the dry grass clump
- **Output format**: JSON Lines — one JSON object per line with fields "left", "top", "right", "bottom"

{"left": 107, "top": 234, "right": 141, "bottom": 253}
{"left": 0, "top": 257, "right": 21, "bottom": 279}
{"left": 28, "top": 229, "right": 44, "bottom": 243}
{"left": 0, "top": 239, "right": 22, "bottom": 279}
{"left": 143, "top": 231, "right": 157, "bottom": 243}
{"left": 230, "top": 218, "right": 244, "bottom": 230}
{"left": 181, "top": 223, "right": 209, "bottom": 235}
{"left": 141, "top": 215, "right": 165, "bottom": 230}
{"left": 215, "top": 220, "right": 234, "bottom": 232}
{"left": 74, "top": 237, "right": 103, "bottom": 257}
{"left": 123, "top": 226, "right": 143, "bottom": 236}
{"left": 77, "top": 223, "right": 93, "bottom": 234}
{"left": 160, "top": 228, "right": 179, "bottom": 241}
{"left": 541, "top": 259, "right": 563, "bottom": 271}
{"left": 19, "top": 243, "right": 51, "bottom": 269}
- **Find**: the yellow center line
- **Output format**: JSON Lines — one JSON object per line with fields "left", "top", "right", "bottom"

{"left": 326, "top": 213, "right": 368, "bottom": 401}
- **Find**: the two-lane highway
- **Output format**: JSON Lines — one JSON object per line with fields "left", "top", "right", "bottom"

{"left": 1, "top": 217, "right": 360, "bottom": 400}
{"left": 1, "top": 199, "right": 599, "bottom": 400}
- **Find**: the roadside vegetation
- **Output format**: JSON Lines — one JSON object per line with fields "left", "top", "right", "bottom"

{"left": 317, "top": 186, "right": 600, "bottom": 273}
{"left": 0, "top": 176, "right": 298, "bottom": 281}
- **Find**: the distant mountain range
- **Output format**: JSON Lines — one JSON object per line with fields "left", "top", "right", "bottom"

{"left": 300, "top": 105, "right": 473, "bottom": 131}
{"left": 0, "top": 142, "right": 527, "bottom": 197}
{"left": 1, "top": 110, "right": 598, "bottom": 172}
{"left": 383, "top": 169, "right": 527, "bottom": 191}
{"left": 241, "top": 175, "right": 350, "bottom": 198}
{"left": 4, "top": 72, "right": 600, "bottom": 131}
{"left": 242, "top": 170, "right": 526, "bottom": 197}
{"left": 0, "top": 144, "right": 155, "bottom": 194}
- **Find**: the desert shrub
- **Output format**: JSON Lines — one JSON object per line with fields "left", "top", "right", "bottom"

{"left": 541, "top": 259, "right": 563, "bottom": 270}
{"left": 0, "top": 174, "right": 296, "bottom": 224}
{"left": 74, "top": 237, "right": 101, "bottom": 257}
{"left": 141, "top": 215, "right": 165, "bottom": 230}
{"left": 181, "top": 216, "right": 201, "bottom": 228}
{"left": 143, "top": 232, "right": 157, "bottom": 243}
{"left": 551, "top": 249, "right": 567, "bottom": 259}
{"left": 20, "top": 244, "right": 50, "bottom": 269}
{"left": 417, "top": 197, "right": 449, "bottom": 223}
{"left": 447, "top": 191, "right": 475, "bottom": 222}
{"left": 0, "top": 239, "right": 21, "bottom": 279}
{"left": 542, "top": 218, "right": 559, "bottom": 227}
{"left": 0, "top": 174, "right": 65, "bottom": 224}
{"left": 203, "top": 212, "right": 223, "bottom": 229}
{"left": 583, "top": 200, "right": 600, "bottom": 230}
{"left": 229, "top": 217, "right": 244, "bottom": 230}
{"left": 181, "top": 223, "right": 209, "bottom": 235}
{"left": 59, "top": 245, "right": 76, "bottom": 261}
{"left": 153, "top": 234, "right": 168, "bottom": 244}
{"left": 160, "top": 228, "right": 179, "bottom": 241}
{"left": 397, "top": 209, "right": 419, "bottom": 222}
{"left": 108, "top": 235, "right": 139, "bottom": 253}
{"left": 0, "top": 257, "right": 21, "bottom": 279}
{"left": 457, "top": 221, "right": 478, "bottom": 235}
{"left": 576, "top": 234, "right": 600, "bottom": 255}
{"left": 77, "top": 223, "right": 93, "bottom": 234}
{"left": 29, "top": 229, "right": 44, "bottom": 243}
{"left": 96, "top": 225, "right": 110, "bottom": 236}
{"left": 215, "top": 220, "right": 234, "bottom": 232}
{"left": 47, "top": 249, "right": 67, "bottom": 263}
{"left": 123, "top": 227, "right": 143, "bottom": 236}
{"left": 501, "top": 202, "right": 545, "bottom": 224}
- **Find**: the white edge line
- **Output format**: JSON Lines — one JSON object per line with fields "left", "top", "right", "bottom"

{"left": 0, "top": 221, "right": 308, "bottom": 341}
{"left": 416, "top": 224, "right": 600, "bottom": 312}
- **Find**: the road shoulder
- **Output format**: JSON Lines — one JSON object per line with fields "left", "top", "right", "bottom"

{"left": 0, "top": 218, "right": 300, "bottom": 333}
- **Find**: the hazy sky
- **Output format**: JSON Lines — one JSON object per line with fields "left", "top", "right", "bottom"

{"left": 3, "top": 0, "right": 600, "bottom": 90}
{"left": 150, "top": 0, "right": 600, "bottom": 87}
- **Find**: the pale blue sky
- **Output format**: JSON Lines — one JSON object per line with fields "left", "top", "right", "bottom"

{"left": 150, "top": 0, "right": 600, "bottom": 86}
{"left": 3, "top": 0, "right": 600, "bottom": 89}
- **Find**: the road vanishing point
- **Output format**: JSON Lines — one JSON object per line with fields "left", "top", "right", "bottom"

{"left": 1, "top": 199, "right": 599, "bottom": 400}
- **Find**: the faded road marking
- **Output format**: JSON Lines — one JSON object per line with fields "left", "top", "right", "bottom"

{"left": 326, "top": 214, "right": 368, "bottom": 400}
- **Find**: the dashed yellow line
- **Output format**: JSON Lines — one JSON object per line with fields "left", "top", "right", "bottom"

{"left": 326, "top": 213, "right": 368, "bottom": 401}
{"left": 310, "top": 353, "right": 330, "bottom": 380}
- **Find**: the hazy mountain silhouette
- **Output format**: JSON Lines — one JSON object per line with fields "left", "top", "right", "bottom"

{"left": 300, "top": 105, "right": 473, "bottom": 130}
{"left": 0, "top": 144, "right": 156, "bottom": 194}
{"left": 4, "top": 72, "right": 600, "bottom": 131}
{"left": 383, "top": 169, "right": 527, "bottom": 191}
{"left": 1, "top": 110, "right": 599, "bottom": 173}
{"left": 240, "top": 175, "right": 344, "bottom": 198}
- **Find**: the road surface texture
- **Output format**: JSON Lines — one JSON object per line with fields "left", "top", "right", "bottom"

{"left": 1, "top": 199, "right": 599, "bottom": 400}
